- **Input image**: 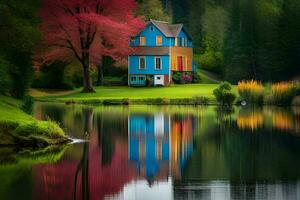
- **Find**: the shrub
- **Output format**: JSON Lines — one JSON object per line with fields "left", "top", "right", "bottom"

{"left": 32, "top": 61, "right": 74, "bottom": 90}
{"left": 192, "top": 96, "right": 209, "bottom": 105}
{"left": 172, "top": 72, "right": 183, "bottom": 84}
{"left": 191, "top": 72, "right": 201, "bottom": 83}
{"left": 122, "top": 98, "right": 131, "bottom": 105}
{"left": 146, "top": 75, "right": 153, "bottom": 86}
{"left": 238, "top": 80, "right": 264, "bottom": 104}
{"left": 270, "top": 82, "right": 297, "bottom": 105}
{"left": 182, "top": 73, "right": 193, "bottom": 83}
{"left": 213, "top": 82, "right": 236, "bottom": 106}
{"left": 21, "top": 96, "right": 34, "bottom": 115}
{"left": 152, "top": 98, "right": 170, "bottom": 105}
{"left": 173, "top": 72, "right": 197, "bottom": 84}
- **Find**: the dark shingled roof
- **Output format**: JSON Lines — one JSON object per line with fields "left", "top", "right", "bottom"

{"left": 131, "top": 47, "right": 170, "bottom": 55}
{"left": 150, "top": 19, "right": 183, "bottom": 38}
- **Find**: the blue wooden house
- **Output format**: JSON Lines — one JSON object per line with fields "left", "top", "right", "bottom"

{"left": 128, "top": 19, "right": 194, "bottom": 86}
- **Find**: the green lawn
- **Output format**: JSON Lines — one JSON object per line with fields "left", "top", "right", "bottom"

{"left": 36, "top": 84, "right": 227, "bottom": 102}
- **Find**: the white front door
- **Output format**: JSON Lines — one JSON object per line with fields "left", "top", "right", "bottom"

{"left": 154, "top": 75, "right": 164, "bottom": 86}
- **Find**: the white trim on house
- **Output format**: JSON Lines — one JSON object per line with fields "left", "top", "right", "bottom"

{"left": 155, "top": 56, "right": 162, "bottom": 70}
{"left": 139, "top": 56, "right": 146, "bottom": 70}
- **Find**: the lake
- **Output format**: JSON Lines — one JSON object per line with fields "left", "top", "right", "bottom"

{"left": 1, "top": 103, "right": 300, "bottom": 200}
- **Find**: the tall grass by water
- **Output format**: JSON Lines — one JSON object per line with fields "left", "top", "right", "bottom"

{"left": 269, "top": 82, "right": 297, "bottom": 105}
{"left": 238, "top": 80, "right": 264, "bottom": 104}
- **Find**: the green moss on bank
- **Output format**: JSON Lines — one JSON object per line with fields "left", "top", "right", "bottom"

{"left": 0, "top": 96, "right": 70, "bottom": 146}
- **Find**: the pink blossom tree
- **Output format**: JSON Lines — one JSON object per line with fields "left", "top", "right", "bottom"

{"left": 39, "top": 0, "right": 144, "bottom": 92}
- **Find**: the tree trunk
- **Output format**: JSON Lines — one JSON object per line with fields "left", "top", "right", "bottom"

{"left": 81, "top": 56, "right": 95, "bottom": 93}
{"left": 96, "top": 61, "right": 104, "bottom": 86}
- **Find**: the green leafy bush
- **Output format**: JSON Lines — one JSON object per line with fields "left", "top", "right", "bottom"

{"left": 32, "top": 61, "right": 74, "bottom": 90}
{"left": 192, "top": 72, "right": 201, "bottom": 83}
{"left": 146, "top": 75, "right": 153, "bottom": 86}
{"left": 213, "top": 82, "right": 236, "bottom": 106}
{"left": 172, "top": 72, "right": 183, "bottom": 84}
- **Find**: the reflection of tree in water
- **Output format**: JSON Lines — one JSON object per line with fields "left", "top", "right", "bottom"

{"left": 72, "top": 107, "right": 135, "bottom": 200}
{"left": 74, "top": 108, "right": 93, "bottom": 200}
{"left": 97, "top": 112, "right": 114, "bottom": 166}
{"left": 215, "top": 106, "right": 235, "bottom": 126}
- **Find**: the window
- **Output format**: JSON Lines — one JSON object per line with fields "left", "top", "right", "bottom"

{"left": 150, "top": 26, "right": 154, "bottom": 31}
{"left": 181, "top": 38, "right": 186, "bottom": 47}
{"left": 131, "top": 76, "right": 136, "bottom": 81}
{"left": 178, "top": 37, "right": 182, "bottom": 47}
{"left": 139, "top": 57, "right": 146, "bottom": 69}
{"left": 155, "top": 57, "right": 162, "bottom": 70}
{"left": 140, "top": 36, "right": 146, "bottom": 46}
{"left": 156, "top": 36, "right": 162, "bottom": 46}
{"left": 139, "top": 76, "right": 144, "bottom": 81}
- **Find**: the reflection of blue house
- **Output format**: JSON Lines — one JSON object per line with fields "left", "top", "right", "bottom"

{"left": 128, "top": 113, "right": 195, "bottom": 181}
{"left": 129, "top": 114, "right": 170, "bottom": 179}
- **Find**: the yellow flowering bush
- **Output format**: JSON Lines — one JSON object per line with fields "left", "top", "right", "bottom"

{"left": 238, "top": 80, "right": 264, "bottom": 104}
{"left": 271, "top": 82, "right": 297, "bottom": 105}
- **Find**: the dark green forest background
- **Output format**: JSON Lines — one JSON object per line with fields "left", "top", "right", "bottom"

{"left": 139, "top": 0, "right": 300, "bottom": 82}
{"left": 0, "top": 0, "right": 300, "bottom": 98}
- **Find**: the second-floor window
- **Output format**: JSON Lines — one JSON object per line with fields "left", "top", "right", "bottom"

{"left": 156, "top": 36, "right": 162, "bottom": 46}
{"left": 177, "top": 37, "right": 187, "bottom": 47}
{"left": 155, "top": 57, "right": 162, "bottom": 70}
{"left": 140, "top": 36, "right": 146, "bottom": 46}
{"left": 139, "top": 56, "right": 146, "bottom": 69}
{"left": 181, "top": 38, "right": 187, "bottom": 47}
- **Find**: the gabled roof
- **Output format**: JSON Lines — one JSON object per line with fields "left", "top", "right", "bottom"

{"left": 150, "top": 19, "right": 183, "bottom": 38}
{"left": 135, "top": 19, "right": 192, "bottom": 40}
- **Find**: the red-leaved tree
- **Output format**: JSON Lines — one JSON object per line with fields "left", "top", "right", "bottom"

{"left": 39, "top": 0, "right": 145, "bottom": 92}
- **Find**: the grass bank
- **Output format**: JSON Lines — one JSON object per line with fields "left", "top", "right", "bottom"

{"left": 0, "top": 96, "right": 70, "bottom": 146}
{"left": 33, "top": 84, "right": 234, "bottom": 105}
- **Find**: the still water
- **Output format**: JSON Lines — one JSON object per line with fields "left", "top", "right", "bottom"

{"left": 1, "top": 104, "right": 300, "bottom": 200}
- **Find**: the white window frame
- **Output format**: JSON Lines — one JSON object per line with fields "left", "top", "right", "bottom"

{"left": 181, "top": 38, "right": 186, "bottom": 47}
{"left": 139, "top": 56, "right": 146, "bottom": 70}
{"left": 155, "top": 57, "right": 162, "bottom": 70}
